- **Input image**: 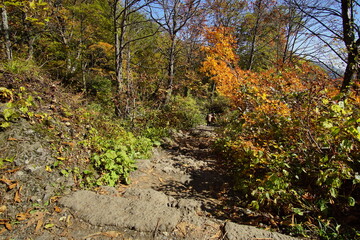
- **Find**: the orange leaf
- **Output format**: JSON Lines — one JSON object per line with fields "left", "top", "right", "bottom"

{"left": 5, "top": 222, "right": 12, "bottom": 231}
{"left": 8, "top": 183, "right": 17, "bottom": 190}
{"left": 0, "top": 206, "right": 6, "bottom": 213}
{"left": 61, "top": 142, "right": 75, "bottom": 147}
{"left": 35, "top": 216, "right": 43, "bottom": 233}
{"left": 54, "top": 206, "right": 62, "bottom": 213}
{"left": 0, "top": 219, "right": 9, "bottom": 224}
{"left": 0, "top": 178, "right": 14, "bottom": 185}
{"left": 50, "top": 196, "right": 60, "bottom": 203}
{"left": 0, "top": 227, "right": 7, "bottom": 234}
{"left": 14, "top": 186, "right": 22, "bottom": 203}
{"left": 16, "top": 212, "right": 30, "bottom": 221}
{"left": 7, "top": 137, "right": 19, "bottom": 141}
{"left": 5, "top": 167, "right": 21, "bottom": 173}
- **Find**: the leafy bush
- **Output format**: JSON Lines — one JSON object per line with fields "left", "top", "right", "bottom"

{"left": 1, "top": 59, "right": 41, "bottom": 77}
{"left": 0, "top": 87, "right": 35, "bottom": 128}
{"left": 163, "top": 95, "right": 206, "bottom": 129}
{"left": 202, "top": 27, "right": 360, "bottom": 238}
{"left": 85, "top": 74, "right": 113, "bottom": 105}
{"left": 215, "top": 93, "right": 360, "bottom": 237}
{"left": 85, "top": 118, "right": 153, "bottom": 186}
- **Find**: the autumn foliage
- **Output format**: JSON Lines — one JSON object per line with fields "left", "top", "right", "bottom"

{"left": 202, "top": 26, "right": 360, "bottom": 236}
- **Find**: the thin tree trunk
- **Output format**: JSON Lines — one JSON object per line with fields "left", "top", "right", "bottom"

{"left": 341, "top": 49, "right": 358, "bottom": 92}
{"left": 114, "top": 0, "right": 124, "bottom": 116}
{"left": 247, "top": 1, "right": 262, "bottom": 70}
{"left": 340, "top": 0, "right": 359, "bottom": 92}
{"left": 165, "top": 35, "right": 176, "bottom": 104}
{"left": 1, "top": 7, "right": 12, "bottom": 60}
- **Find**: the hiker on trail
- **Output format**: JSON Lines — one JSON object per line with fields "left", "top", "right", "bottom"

{"left": 206, "top": 113, "right": 216, "bottom": 126}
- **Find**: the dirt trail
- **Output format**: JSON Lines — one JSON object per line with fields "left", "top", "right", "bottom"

{"left": 58, "top": 126, "right": 298, "bottom": 240}
{"left": 2, "top": 124, "right": 299, "bottom": 239}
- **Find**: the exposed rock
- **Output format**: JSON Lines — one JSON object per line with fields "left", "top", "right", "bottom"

{"left": 224, "top": 222, "right": 298, "bottom": 240}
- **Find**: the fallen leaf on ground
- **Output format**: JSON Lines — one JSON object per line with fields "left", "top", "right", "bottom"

{"left": 83, "top": 231, "right": 122, "bottom": 239}
{"left": 0, "top": 227, "right": 7, "bottom": 234}
{"left": 35, "top": 215, "right": 44, "bottom": 233}
{"left": 5, "top": 222, "right": 12, "bottom": 231}
{"left": 14, "top": 186, "right": 22, "bottom": 202}
{"left": 0, "top": 178, "right": 17, "bottom": 189}
{"left": 0, "top": 205, "right": 6, "bottom": 213}
{"left": 54, "top": 206, "right": 62, "bottom": 213}
{"left": 61, "top": 142, "right": 75, "bottom": 147}
{"left": 16, "top": 212, "right": 31, "bottom": 221}
{"left": 102, "top": 231, "right": 122, "bottom": 237}
{"left": 7, "top": 138, "right": 19, "bottom": 141}
{"left": 0, "top": 219, "right": 9, "bottom": 224}
{"left": 5, "top": 167, "right": 21, "bottom": 173}
{"left": 20, "top": 211, "right": 45, "bottom": 232}
{"left": 50, "top": 196, "right": 61, "bottom": 203}
{"left": 9, "top": 182, "right": 17, "bottom": 190}
{"left": 44, "top": 223, "right": 54, "bottom": 229}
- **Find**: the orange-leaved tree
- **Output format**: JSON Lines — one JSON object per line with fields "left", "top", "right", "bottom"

{"left": 201, "top": 26, "right": 360, "bottom": 235}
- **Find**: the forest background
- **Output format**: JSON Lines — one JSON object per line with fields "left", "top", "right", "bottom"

{"left": 0, "top": 0, "right": 359, "bottom": 239}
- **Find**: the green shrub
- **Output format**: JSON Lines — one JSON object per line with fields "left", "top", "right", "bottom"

{"left": 0, "top": 87, "right": 35, "bottom": 129}
{"left": 215, "top": 93, "right": 360, "bottom": 238}
{"left": 164, "top": 95, "right": 205, "bottom": 129}
{"left": 85, "top": 119, "right": 153, "bottom": 186}
{"left": 86, "top": 74, "right": 113, "bottom": 105}
{"left": 1, "top": 59, "right": 40, "bottom": 77}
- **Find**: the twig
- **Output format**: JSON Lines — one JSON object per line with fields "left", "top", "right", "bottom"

{"left": 153, "top": 218, "right": 161, "bottom": 239}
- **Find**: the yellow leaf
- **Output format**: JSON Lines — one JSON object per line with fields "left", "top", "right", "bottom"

{"left": 29, "top": 0, "right": 36, "bottom": 9}
{"left": 44, "top": 223, "right": 54, "bottom": 229}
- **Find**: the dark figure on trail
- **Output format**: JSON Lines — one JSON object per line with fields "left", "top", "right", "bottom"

{"left": 206, "top": 113, "right": 216, "bottom": 126}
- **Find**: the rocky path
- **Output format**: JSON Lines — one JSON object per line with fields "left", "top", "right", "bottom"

{"left": 2, "top": 125, "right": 299, "bottom": 239}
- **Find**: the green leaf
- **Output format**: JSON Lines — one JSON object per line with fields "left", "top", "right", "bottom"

{"left": 329, "top": 188, "right": 337, "bottom": 198}
{"left": 293, "top": 208, "right": 304, "bottom": 216}
{"left": 322, "top": 120, "right": 333, "bottom": 129}
{"left": 44, "top": 223, "right": 54, "bottom": 229}
{"left": 3, "top": 108, "right": 15, "bottom": 121}
{"left": 0, "top": 122, "right": 11, "bottom": 128}
{"left": 354, "top": 173, "right": 360, "bottom": 184}
{"left": 348, "top": 197, "right": 356, "bottom": 207}
{"left": 105, "top": 150, "right": 117, "bottom": 160}
{"left": 318, "top": 199, "right": 328, "bottom": 212}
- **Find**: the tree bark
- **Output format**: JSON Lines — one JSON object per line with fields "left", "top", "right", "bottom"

{"left": 247, "top": 0, "right": 263, "bottom": 70}
{"left": 1, "top": 7, "right": 12, "bottom": 60}
{"left": 340, "top": 0, "right": 359, "bottom": 92}
{"left": 114, "top": 0, "right": 126, "bottom": 116}
{"left": 165, "top": 35, "right": 176, "bottom": 104}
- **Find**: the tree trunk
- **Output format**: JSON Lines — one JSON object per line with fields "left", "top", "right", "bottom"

{"left": 341, "top": 48, "right": 358, "bottom": 92}
{"left": 1, "top": 7, "right": 12, "bottom": 60}
{"left": 165, "top": 35, "right": 176, "bottom": 104}
{"left": 247, "top": 0, "right": 262, "bottom": 70}
{"left": 340, "top": 0, "right": 359, "bottom": 92}
{"left": 114, "top": 0, "right": 125, "bottom": 116}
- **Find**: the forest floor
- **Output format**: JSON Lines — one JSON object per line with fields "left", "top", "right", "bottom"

{"left": 1, "top": 122, "right": 300, "bottom": 240}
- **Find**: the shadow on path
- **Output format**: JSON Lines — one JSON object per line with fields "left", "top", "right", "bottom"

{"left": 153, "top": 126, "right": 237, "bottom": 220}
